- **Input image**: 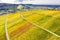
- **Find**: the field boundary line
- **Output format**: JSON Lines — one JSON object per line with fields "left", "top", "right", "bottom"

{"left": 21, "top": 14, "right": 60, "bottom": 38}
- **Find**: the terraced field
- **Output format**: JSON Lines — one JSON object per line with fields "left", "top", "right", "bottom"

{"left": 0, "top": 10, "right": 60, "bottom": 40}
